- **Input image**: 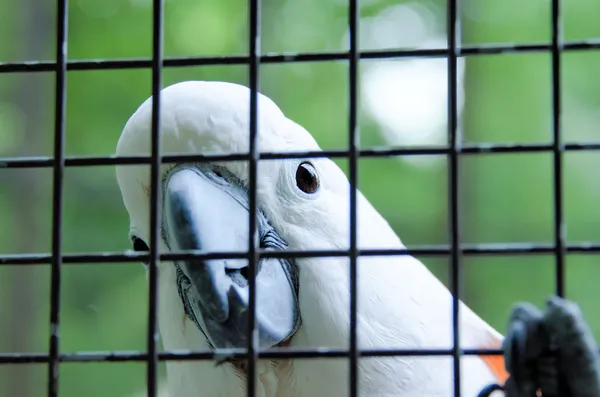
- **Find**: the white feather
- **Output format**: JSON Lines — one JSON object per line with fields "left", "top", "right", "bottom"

{"left": 115, "top": 81, "right": 504, "bottom": 397}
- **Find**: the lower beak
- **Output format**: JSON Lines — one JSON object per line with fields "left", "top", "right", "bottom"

{"left": 163, "top": 166, "right": 300, "bottom": 349}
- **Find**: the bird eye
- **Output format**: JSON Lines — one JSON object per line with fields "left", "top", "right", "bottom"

{"left": 132, "top": 237, "right": 149, "bottom": 265}
{"left": 295, "top": 162, "right": 319, "bottom": 194}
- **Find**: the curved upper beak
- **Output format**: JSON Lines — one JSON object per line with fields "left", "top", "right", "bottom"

{"left": 163, "top": 166, "right": 300, "bottom": 349}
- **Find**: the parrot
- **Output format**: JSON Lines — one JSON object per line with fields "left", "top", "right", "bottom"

{"left": 115, "top": 80, "right": 509, "bottom": 397}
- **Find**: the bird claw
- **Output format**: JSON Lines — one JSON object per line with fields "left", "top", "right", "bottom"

{"left": 479, "top": 296, "right": 600, "bottom": 397}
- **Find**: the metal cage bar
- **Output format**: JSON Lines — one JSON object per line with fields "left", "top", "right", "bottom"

{"left": 348, "top": 0, "right": 360, "bottom": 396}
{"left": 246, "top": 0, "right": 261, "bottom": 394}
{"left": 447, "top": 0, "right": 462, "bottom": 395}
{"left": 1, "top": 40, "right": 600, "bottom": 73}
{"left": 4, "top": 142, "right": 600, "bottom": 169}
{"left": 146, "top": 0, "right": 165, "bottom": 396}
{"left": 551, "top": 0, "right": 566, "bottom": 299}
{"left": 0, "top": 347, "right": 509, "bottom": 364}
{"left": 2, "top": 243, "right": 600, "bottom": 267}
{"left": 146, "top": 0, "right": 164, "bottom": 397}
{"left": 48, "top": 0, "right": 68, "bottom": 395}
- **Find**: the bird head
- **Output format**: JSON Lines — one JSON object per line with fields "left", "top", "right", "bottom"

{"left": 115, "top": 81, "right": 509, "bottom": 397}
{"left": 115, "top": 81, "right": 354, "bottom": 352}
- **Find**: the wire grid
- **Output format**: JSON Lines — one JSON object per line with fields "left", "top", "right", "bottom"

{"left": 0, "top": 0, "right": 596, "bottom": 395}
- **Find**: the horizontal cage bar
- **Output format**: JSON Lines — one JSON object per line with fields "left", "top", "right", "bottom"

{"left": 1, "top": 40, "right": 600, "bottom": 74}
{"left": 1, "top": 242, "right": 599, "bottom": 266}
{"left": 2, "top": 142, "right": 600, "bottom": 169}
{"left": 0, "top": 348, "right": 508, "bottom": 364}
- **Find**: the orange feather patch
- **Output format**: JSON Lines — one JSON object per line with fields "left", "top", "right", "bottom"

{"left": 481, "top": 354, "right": 509, "bottom": 384}
{"left": 479, "top": 334, "right": 509, "bottom": 384}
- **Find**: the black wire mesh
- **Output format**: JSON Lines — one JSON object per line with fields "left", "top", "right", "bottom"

{"left": 0, "top": 0, "right": 596, "bottom": 396}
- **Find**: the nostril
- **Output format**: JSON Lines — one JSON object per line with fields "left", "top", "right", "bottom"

{"left": 240, "top": 266, "right": 249, "bottom": 281}
{"left": 225, "top": 266, "right": 250, "bottom": 280}
{"left": 225, "top": 267, "right": 250, "bottom": 288}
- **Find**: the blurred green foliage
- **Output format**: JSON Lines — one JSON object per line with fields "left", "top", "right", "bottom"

{"left": 0, "top": 0, "right": 599, "bottom": 396}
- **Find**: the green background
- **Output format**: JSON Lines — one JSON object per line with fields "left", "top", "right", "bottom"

{"left": 0, "top": 0, "right": 599, "bottom": 395}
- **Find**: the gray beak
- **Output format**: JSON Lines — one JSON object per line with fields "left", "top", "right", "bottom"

{"left": 163, "top": 166, "right": 300, "bottom": 349}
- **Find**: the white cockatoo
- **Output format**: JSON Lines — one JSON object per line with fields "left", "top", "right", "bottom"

{"left": 115, "top": 81, "right": 508, "bottom": 397}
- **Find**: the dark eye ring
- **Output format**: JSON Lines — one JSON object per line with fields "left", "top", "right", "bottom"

{"left": 295, "top": 162, "right": 319, "bottom": 194}
{"left": 132, "top": 237, "right": 149, "bottom": 265}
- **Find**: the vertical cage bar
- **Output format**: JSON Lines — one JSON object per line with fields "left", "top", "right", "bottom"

{"left": 348, "top": 0, "right": 360, "bottom": 395}
{"left": 446, "top": 0, "right": 462, "bottom": 396}
{"left": 246, "top": 0, "right": 261, "bottom": 395}
{"left": 551, "top": 0, "right": 565, "bottom": 298}
{"left": 48, "top": 0, "right": 68, "bottom": 395}
{"left": 147, "top": 0, "right": 164, "bottom": 395}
